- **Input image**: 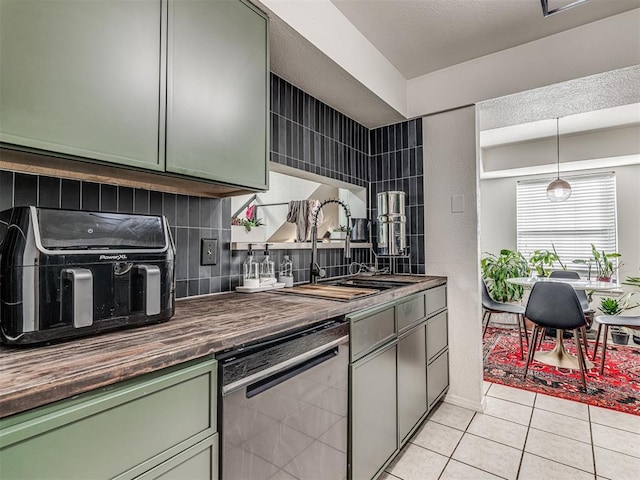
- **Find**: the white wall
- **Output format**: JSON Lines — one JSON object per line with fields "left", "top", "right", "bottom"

{"left": 407, "top": 9, "right": 640, "bottom": 118}
{"left": 423, "top": 106, "right": 484, "bottom": 412}
{"left": 482, "top": 125, "right": 640, "bottom": 174}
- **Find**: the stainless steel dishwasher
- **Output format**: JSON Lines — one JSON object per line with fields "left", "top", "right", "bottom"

{"left": 218, "top": 319, "right": 349, "bottom": 480}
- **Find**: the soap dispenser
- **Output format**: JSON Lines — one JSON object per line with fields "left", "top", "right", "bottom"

{"left": 260, "top": 244, "right": 275, "bottom": 283}
{"left": 243, "top": 244, "right": 260, "bottom": 288}
{"left": 279, "top": 255, "right": 294, "bottom": 287}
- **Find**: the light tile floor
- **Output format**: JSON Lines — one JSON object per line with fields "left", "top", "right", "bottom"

{"left": 382, "top": 382, "right": 640, "bottom": 480}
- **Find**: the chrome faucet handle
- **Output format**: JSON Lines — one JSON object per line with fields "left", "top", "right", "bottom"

{"left": 316, "top": 264, "right": 327, "bottom": 279}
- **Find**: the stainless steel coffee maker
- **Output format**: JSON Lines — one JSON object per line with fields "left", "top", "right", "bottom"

{"left": 376, "top": 191, "right": 407, "bottom": 255}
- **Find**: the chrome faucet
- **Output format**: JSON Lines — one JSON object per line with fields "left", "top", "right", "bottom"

{"left": 310, "top": 199, "right": 351, "bottom": 283}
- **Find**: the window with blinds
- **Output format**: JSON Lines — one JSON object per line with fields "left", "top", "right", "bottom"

{"left": 517, "top": 173, "right": 617, "bottom": 276}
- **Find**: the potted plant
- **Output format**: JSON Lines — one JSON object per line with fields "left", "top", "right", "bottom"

{"left": 231, "top": 204, "right": 266, "bottom": 243}
{"left": 599, "top": 296, "right": 634, "bottom": 344}
{"left": 330, "top": 225, "right": 350, "bottom": 240}
{"left": 528, "top": 249, "right": 560, "bottom": 277}
{"left": 600, "top": 297, "right": 623, "bottom": 316}
{"left": 619, "top": 276, "right": 640, "bottom": 343}
{"left": 573, "top": 244, "right": 622, "bottom": 281}
{"left": 481, "top": 249, "right": 530, "bottom": 303}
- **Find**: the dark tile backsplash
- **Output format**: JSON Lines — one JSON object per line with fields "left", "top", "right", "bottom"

{"left": 0, "top": 74, "right": 426, "bottom": 297}
{"left": 270, "top": 75, "right": 369, "bottom": 188}
{"left": 370, "top": 119, "right": 425, "bottom": 274}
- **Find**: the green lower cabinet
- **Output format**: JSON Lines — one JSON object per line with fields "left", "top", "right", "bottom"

{"left": 428, "top": 349, "right": 450, "bottom": 408}
{"left": 397, "top": 322, "right": 428, "bottom": 443}
{"left": 348, "top": 285, "right": 449, "bottom": 479}
{"left": 0, "top": 358, "right": 217, "bottom": 480}
{"left": 135, "top": 434, "right": 218, "bottom": 480}
{"left": 350, "top": 343, "right": 398, "bottom": 480}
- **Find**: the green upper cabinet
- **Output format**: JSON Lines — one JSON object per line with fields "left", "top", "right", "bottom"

{"left": 166, "top": 0, "right": 269, "bottom": 190}
{"left": 0, "top": 0, "right": 270, "bottom": 193}
{"left": 0, "top": 0, "right": 164, "bottom": 171}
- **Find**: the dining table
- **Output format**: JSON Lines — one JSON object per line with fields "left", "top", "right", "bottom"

{"left": 507, "top": 276, "right": 620, "bottom": 370}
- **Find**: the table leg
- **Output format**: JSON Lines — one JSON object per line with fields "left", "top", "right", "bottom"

{"left": 534, "top": 329, "right": 594, "bottom": 370}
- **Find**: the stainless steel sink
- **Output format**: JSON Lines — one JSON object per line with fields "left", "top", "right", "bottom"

{"left": 272, "top": 277, "right": 414, "bottom": 301}
{"left": 327, "top": 278, "right": 412, "bottom": 290}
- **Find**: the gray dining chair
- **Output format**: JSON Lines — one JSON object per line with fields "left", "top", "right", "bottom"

{"left": 549, "top": 270, "right": 594, "bottom": 320}
{"left": 524, "top": 282, "right": 590, "bottom": 389}
{"left": 482, "top": 280, "right": 527, "bottom": 359}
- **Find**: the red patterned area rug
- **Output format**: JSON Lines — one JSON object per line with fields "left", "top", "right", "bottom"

{"left": 483, "top": 326, "right": 640, "bottom": 416}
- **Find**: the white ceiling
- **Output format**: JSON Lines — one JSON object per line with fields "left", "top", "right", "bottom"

{"left": 256, "top": 0, "right": 640, "bottom": 128}
{"left": 330, "top": 0, "right": 640, "bottom": 79}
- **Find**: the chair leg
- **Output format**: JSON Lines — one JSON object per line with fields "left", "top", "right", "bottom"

{"left": 521, "top": 314, "right": 530, "bottom": 348}
{"left": 535, "top": 325, "right": 544, "bottom": 351}
{"left": 516, "top": 313, "right": 524, "bottom": 360}
{"left": 600, "top": 325, "right": 609, "bottom": 376}
{"left": 573, "top": 328, "right": 587, "bottom": 390}
{"left": 580, "top": 327, "right": 589, "bottom": 363}
{"left": 483, "top": 311, "right": 491, "bottom": 338}
{"left": 524, "top": 325, "right": 539, "bottom": 379}
{"left": 592, "top": 322, "right": 603, "bottom": 361}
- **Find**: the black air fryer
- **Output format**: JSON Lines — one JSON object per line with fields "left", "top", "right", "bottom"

{"left": 0, "top": 207, "right": 175, "bottom": 345}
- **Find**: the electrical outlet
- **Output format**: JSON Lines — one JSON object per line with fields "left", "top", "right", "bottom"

{"left": 201, "top": 238, "right": 218, "bottom": 265}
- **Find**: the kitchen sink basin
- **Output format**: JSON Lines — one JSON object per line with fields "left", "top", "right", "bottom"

{"left": 327, "top": 278, "right": 413, "bottom": 290}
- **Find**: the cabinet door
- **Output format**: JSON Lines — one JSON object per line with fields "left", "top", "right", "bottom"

{"left": 0, "top": 359, "right": 217, "bottom": 480}
{"left": 167, "top": 0, "right": 268, "bottom": 189}
{"left": 135, "top": 434, "right": 218, "bottom": 480}
{"left": 350, "top": 343, "right": 397, "bottom": 480}
{"left": 428, "top": 350, "right": 449, "bottom": 408}
{"left": 426, "top": 311, "right": 448, "bottom": 362}
{"left": 0, "top": 0, "right": 163, "bottom": 170}
{"left": 397, "top": 323, "right": 427, "bottom": 442}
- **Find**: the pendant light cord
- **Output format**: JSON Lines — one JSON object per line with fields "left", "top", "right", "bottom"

{"left": 556, "top": 117, "right": 560, "bottom": 179}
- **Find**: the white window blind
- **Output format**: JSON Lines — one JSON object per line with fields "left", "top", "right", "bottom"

{"left": 517, "top": 173, "right": 617, "bottom": 276}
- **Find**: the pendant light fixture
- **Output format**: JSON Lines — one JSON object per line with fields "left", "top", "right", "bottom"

{"left": 546, "top": 117, "right": 571, "bottom": 202}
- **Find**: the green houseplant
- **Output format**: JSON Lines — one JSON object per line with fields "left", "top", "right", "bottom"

{"left": 481, "top": 249, "right": 530, "bottom": 303}
{"left": 573, "top": 244, "right": 622, "bottom": 281}
{"left": 600, "top": 297, "right": 624, "bottom": 316}
{"left": 231, "top": 204, "right": 265, "bottom": 232}
{"left": 528, "top": 249, "right": 560, "bottom": 277}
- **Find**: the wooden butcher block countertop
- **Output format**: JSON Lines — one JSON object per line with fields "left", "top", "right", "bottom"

{"left": 0, "top": 275, "right": 446, "bottom": 418}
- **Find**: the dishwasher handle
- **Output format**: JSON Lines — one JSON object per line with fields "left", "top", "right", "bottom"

{"left": 221, "top": 335, "right": 347, "bottom": 396}
{"left": 246, "top": 347, "right": 337, "bottom": 398}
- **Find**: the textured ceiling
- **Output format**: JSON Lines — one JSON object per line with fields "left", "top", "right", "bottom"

{"left": 478, "top": 65, "right": 640, "bottom": 131}
{"left": 330, "top": 0, "right": 640, "bottom": 79}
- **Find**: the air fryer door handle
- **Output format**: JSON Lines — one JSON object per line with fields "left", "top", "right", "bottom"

{"left": 135, "top": 265, "right": 161, "bottom": 315}
{"left": 61, "top": 268, "right": 94, "bottom": 328}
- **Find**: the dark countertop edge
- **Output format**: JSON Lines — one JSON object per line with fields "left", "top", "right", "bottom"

{"left": 0, "top": 275, "right": 446, "bottom": 419}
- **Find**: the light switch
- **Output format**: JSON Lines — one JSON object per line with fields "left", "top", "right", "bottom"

{"left": 451, "top": 194, "right": 465, "bottom": 213}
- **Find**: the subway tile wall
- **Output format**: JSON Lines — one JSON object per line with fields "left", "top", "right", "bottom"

{"left": 369, "top": 119, "right": 425, "bottom": 274}
{"left": 260, "top": 74, "right": 373, "bottom": 282}
{"left": 269, "top": 74, "right": 370, "bottom": 187}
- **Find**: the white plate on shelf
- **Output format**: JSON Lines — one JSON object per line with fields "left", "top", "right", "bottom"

{"left": 235, "top": 283, "right": 286, "bottom": 293}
